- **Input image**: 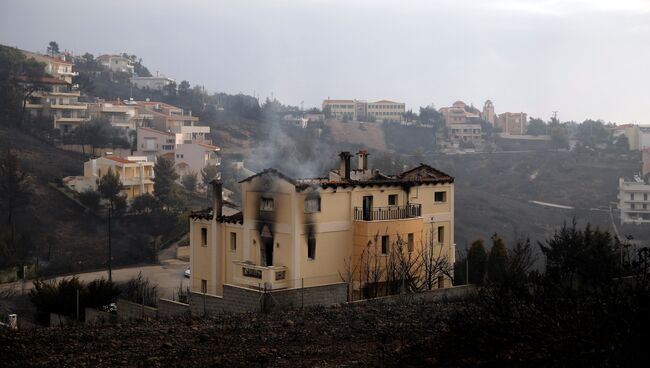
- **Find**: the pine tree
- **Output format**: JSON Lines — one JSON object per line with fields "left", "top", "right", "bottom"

{"left": 153, "top": 157, "right": 180, "bottom": 208}
{"left": 487, "top": 233, "right": 509, "bottom": 283}
{"left": 467, "top": 239, "right": 487, "bottom": 285}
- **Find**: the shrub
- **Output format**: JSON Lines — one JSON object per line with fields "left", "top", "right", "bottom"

{"left": 78, "top": 190, "right": 101, "bottom": 210}
{"left": 120, "top": 272, "right": 158, "bottom": 307}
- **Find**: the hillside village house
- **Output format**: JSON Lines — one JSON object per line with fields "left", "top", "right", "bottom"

{"left": 130, "top": 75, "right": 175, "bottom": 90}
{"left": 87, "top": 101, "right": 154, "bottom": 138}
{"left": 18, "top": 49, "right": 88, "bottom": 133}
{"left": 174, "top": 142, "right": 221, "bottom": 178}
{"left": 96, "top": 54, "right": 134, "bottom": 74}
{"left": 439, "top": 101, "right": 483, "bottom": 145}
{"left": 189, "top": 150, "right": 455, "bottom": 302}
{"left": 618, "top": 149, "right": 650, "bottom": 224}
{"left": 64, "top": 155, "right": 154, "bottom": 201}
{"left": 322, "top": 99, "right": 406, "bottom": 122}
{"left": 497, "top": 112, "right": 528, "bottom": 135}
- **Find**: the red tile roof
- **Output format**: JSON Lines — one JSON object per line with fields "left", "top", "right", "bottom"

{"left": 138, "top": 126, "right": 174, "bottom": 136}
{"left": 104, "top": 156, "right": 134, "bottom": 164}
{"left": 197, "top": 142, "right": 220, "bottom": 150}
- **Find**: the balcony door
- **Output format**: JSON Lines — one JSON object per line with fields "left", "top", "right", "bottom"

{"left": 363, "top": 195, "right": 373, "bottom": 221}
{"left": 260, "top": 224, "right": 273, "bottom": 266}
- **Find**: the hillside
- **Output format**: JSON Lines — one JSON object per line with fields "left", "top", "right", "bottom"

{"left": 0, "top": 125, "right": 160, "bottom": 275}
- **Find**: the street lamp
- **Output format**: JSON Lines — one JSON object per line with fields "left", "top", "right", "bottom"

{"left": 107, "top": 202, "right": 112, "bottom": 282}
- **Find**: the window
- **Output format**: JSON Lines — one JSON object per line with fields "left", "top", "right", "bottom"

{"left": 305, "top": 197, "right": 321, "bottom": 213}
{"left": 645, "top": 194, "right": 648, "bottom": 201}
{"left": 631, "top": 193, "right": 635, "bottom": 200}
{"left": 437, "top": 226, "right": 444, "bottom": 244}
{"left": 308, "top": 237, "right": 316, "bottom": 260}
{"left": 230, "top": 232, "right": 237, "bottom": 252}
{"left": 381, "top": 235, "right": 389, "bottom": 255}
{"left": 437, "top": 276, "right": 444, "bottom": 289}
{"left": 434, "top": 191, "right": 447, "bottom": 203}
{"left": 260, "top": 197, "right": 274, "bottom": 211}
{"left": 200, "top": 280, "right": 207, "bottom": 293}
{"left": 407, "top": 233, "right": 414, "bottom": 253}
{"left": 201, "top": 228, "right": 207, "bottom": 246}
{"left": 388, "top": 194, "right": 397, "bottom": 206}
{"left": 632, "top": 204, "right": 636, "bottom": 210}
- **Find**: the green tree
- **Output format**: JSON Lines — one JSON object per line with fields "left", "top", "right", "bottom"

{"left": 615, "top": 135, "right": 630, "bottom": 152}
{"left": 527, "top": 118, "right": 547, "bottom": 136}
{"left": 539, "top": 221, "right": 619, "bottom": 289}
{"left": 0, "top": 149, "right": 30, "bottom": 225}
{"left": 181, "top": 171, "right": 198, "bottom": 191}
{"left": 577, "top": 119, "right": 610, "bottom": 148}
{"left": 47, "top": 41, "right": 59, "bottom": 56}
{"left": 153, "top": 157, "right": 180, "bottom": 207}
{"left": 78, "top": 190, "right": 101, "bottom": 210}
{"left": 96, "top": 167, "right": 124, "bottom": 207}
{"left": 130, "top": 193, "right": 161, "bottom": 213}
{"left": 487, "top": 234, "right": 509, "bottom": 283}
{"left": 467, "top": 239, "right": 487, "bottom": 284}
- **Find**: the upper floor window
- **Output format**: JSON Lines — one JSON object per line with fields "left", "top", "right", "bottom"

{"left": 260, "top": 197, "right": 274, "bottom": 211}
{"left": 201, "top": 227, "right": 207, "bottom": 246}
{"left": 381, "top": 235, "right": 389, "bottom": 255}
{"left": 407, "top": 233, "right": 414, "bottom": 253}
{"left": 434, "top": 191, "right": 447, "bottom": 203}
{"left": 230, "top": 232, "right": 237, "bottom": 252}
{"left": 305, "top": 197, "right": 321, "bottom": 213}
{"left": 388, "top": 194, "right": 397, "bottom": 206}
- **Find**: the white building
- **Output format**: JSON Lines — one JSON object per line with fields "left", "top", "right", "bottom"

{"left": 131, "top": 76, "right": 175, "bottom": 90}
{"left": 96, "top": 55, "right": 134, "bottom": 74}
{"left": 174, "top": 143, "right": 221, "bottom": 179}
{"left": 618, "top": 149, "right": 650, "bottom": 224}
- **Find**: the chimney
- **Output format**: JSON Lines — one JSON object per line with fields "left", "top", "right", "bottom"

{"left": 339, "top": 151, "right": 352, "bottom": 180}
{"left": 357, "top": 150, "right": 369, "bottom": 170}
{"left": 211, "top": 179, "right": 223, "bottom": 219}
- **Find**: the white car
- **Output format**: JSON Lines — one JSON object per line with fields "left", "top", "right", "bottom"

{"left": 184, "top": 267, "right": 191, "bottom": 278}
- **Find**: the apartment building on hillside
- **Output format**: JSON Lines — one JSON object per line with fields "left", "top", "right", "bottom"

{"left": 135, "top": 101, "right": 210, "bottom": 144}
{"left": 131, "top": 76, "right": 175, "bottom": 90}
{"left": 19, "top": 76, "right": 89, "bottom": 134}
{"left": 189, "top": 150, "right": 455, "bottom": 303}
{"left": 619, "top": 149, "right": 650, "bottom": 224}
{"left": 64, "top": 155, "right": 154, "bottom": 200}
{"left": 322, "top": 99, "right": 406, "bottom": 122}
{"left": 96, "top": 54, "right": 134, "bottom": 74}
{"left": 21, "top": 50, "right": 77, "bottom": 83}
{"left": 88, "top": 101, "right": 153, "bottom": 136}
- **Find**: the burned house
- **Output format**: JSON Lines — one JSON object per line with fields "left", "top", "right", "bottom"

{"left": 189, "top": 150, "right": 455, "bottom": 300}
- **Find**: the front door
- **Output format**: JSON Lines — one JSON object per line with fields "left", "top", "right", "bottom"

{"left": 260, "top": 225, "right": 273, "bottom": 266}
{"left": 363, "top": 195, "right": 373, "bottom": 221}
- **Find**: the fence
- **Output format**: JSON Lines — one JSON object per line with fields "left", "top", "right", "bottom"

{"left": 189, "top": 275, "right": 348, "bottom": 316}
{"left": 353, "top": 204, "right": 421, "bottom": 221}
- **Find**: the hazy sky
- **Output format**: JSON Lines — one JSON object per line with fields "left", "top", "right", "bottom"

{"left": 1, "top": 0, "right": 649, "bottom": 123}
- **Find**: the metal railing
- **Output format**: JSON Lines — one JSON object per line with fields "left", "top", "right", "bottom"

{"left": 353, "top": 203, "right": 421, "bottom": 221}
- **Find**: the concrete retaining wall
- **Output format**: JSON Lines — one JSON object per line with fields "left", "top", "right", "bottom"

{"left": 85, "top": 308, "right": 117, "bottom": 325}
{"left": 176, "top": 246, "right": 190, "bottom": 261}
{"left": 350, "top": 285, "right": 477, "bottom": 306}
{"left": 190, "top": 282, "right": 348, "bottom": 316}
{"left": 158, "top": 298, "right": 190, "bottom": 318}
{"left": 116, "top": 299, "right": 157, "bottom": 320}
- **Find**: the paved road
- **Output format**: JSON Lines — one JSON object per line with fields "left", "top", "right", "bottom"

{"left": 0, "top": 259, "right": 190, "bottom": 300}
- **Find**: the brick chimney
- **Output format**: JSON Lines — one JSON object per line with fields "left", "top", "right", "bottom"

{"left": 357, "top": 150, "right": 369, "bottom": 170}
{"left": 339, "top": 152, "right": 352, "bottom": 180}
{"left": 211, "top": 179, "right": 223, "bottom": 219}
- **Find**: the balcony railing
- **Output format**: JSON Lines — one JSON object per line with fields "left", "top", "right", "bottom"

{"left": 232, "top": 261, "right": 289, "bottom": 290}
{"left": 354, "top": 203, "right": 421, "bottom": 221}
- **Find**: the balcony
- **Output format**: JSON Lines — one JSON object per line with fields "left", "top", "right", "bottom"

{"left": 232, "top": 261, "right": 289, "bottom": 290}
{"left": 50, "top": 103, "right": 87, "bottom": 110}
{"left": 354, "top": 203, "right": 421, "bottom": 221}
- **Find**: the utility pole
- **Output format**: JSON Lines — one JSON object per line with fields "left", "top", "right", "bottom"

{"left": 108, "top": 203, "right": 112, "bottom": 282}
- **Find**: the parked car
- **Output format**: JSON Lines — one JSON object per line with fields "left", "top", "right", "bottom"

{"left": 184, "top": 267, "right": 191, "bottom": 278}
